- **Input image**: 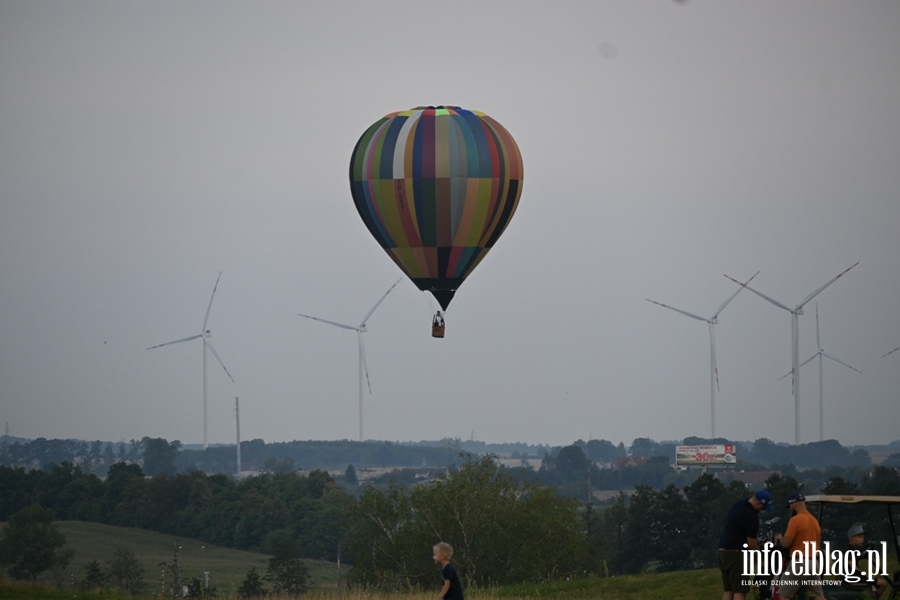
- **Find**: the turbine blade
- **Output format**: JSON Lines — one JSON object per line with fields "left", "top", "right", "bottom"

{"left": 723, "top": 274, "right": 792, "bottom": 312}
{"left": 297, "top": 313, "right": 357, "bottom": 331}
{"left": 821, "top": 351, "right": 861, "bottom": 374}
{"left": 798, "top": 353, "right": 818, "bottom": 369}
{"left": 203, "top": 271, "right": 222, "bottom": 332}
{"left": 360, "top": 278, "right": 402, "bottom": 328}
{"left": 797, "top": 262, "right": 859, "bottom": 309}
{"left": 204, "top": 339, "right": 235, "bottom": 383}
{"left": 359, "top": 332, "right": 372, "bottom": 394}
{"left": 776, "top": 352, "right": 816, "bottom": 382}
{"left": 883, "top": 346, "right": 900, "bottom": 358}
{"left": 712, "top": 270, "right": 760, "bottom": 319}
{"left": 645, "top": 299, "right": 708, "bottom": 322}
{"left": 146, "top": 334, "right": 202, "bottom": 350}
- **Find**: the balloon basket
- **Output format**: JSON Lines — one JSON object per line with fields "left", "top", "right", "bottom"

{"left": 432, "top": 325, "right": 445, "bottom": 338}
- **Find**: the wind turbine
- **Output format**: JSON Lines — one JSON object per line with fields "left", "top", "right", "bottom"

{"left": 777, "top": 304, "right": 861, "bottom": 441}
{"left": 147, "top": 272, "right": 235, "bottom": 450}
{"left": 646, "top": 271, "right": 759, "bottom": 438}
{"left": 725, "top": 262, "right": 858, "bottom": 444}
{"left": 883, "top": 346, "right": 900, "bottom": 358}
{"left": 298, "top": 279, "right": 401, "bottom": 442}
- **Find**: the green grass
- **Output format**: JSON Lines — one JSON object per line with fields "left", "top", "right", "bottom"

{"left": 28, "top": 521, "right": 346, "bottom": 593}
{"left": 2, "top": 570, "right": 725, "bottom": 600}
{"left": 35, "top": 522, "right": 900, "bottom": 599}
{"left": 489, "top": 569, "right": 724, "bottom": 599}
{"left": 0, "top": 579, "right": 129, "bottom": 599}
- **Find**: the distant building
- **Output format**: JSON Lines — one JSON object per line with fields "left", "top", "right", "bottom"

{"left": 615, "top": 456, "right": 652, "bottom": 470}
{"left": 715, "top": 469, "right": 779, "bottom": 487}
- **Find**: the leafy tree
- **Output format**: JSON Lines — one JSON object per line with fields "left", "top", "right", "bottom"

{"left": 0, "top": 505, "right": 71, "bottom": 582}
{"left": 822, "top": 476, "right": 859, "bottom": 495}
{"left": 82, "top": 558, "right": 106, "bottom": 590}
{"left": 748, "top": 437, "right": 791, "bottom": 465}
{"left": 347, "top": 482, "right": 418, "bottom": 589}
{"left": 102, "top": 443, "right": 116, "bottom": 470}
{"left": 347, "top": 455, "right": 588, "bottom": 589}
{"left": 107, "top": 545, "right": 146, "bottom": 594}
{"left": 344, "top": 464, "right": 358, "bottom": 486}
{"left": 883, "top": 453, "right": 900, "bottom": 468}
{"left": 584, "top": 439, "right": 618, "bottom": 464}
{"left": 295, "top": 486, "right": 353, "bottom": 560}
{"left": 619, "top": 456, "right": 673, "bottom": 488}
{"left": 238, "top": 566, "right": 267, "bottom": 598}
{"left": 682, "top": 472, "right": 735, "bottom": 567}
{"left": 629, "top": 438, "right": 659, "bottom": 458}
{"left": 652, "top": 484, "right": 691, "bottom": 571}
{"left": 619, "top": 485, "right": 655, "bottom": 573}
{"left": 47, "top": 546, "right": 75, "bottom": 588}
{"left": 599, "top": 492, "right": 629, "bottom": 574}
{"left": 103, "top": 462, "right": 145, "bottom": 518}
{"left": 538, "top": 445, "right": 593, "bottom": 499}
{"left": 583, "top": 501, "right": 608, "bottom": 576}
{"left": 862, "top": 465, "right": 900, "bottom": 495}
{"left": 142, "top": 437, "right": 181, "bottom": 476}
{"left": 763, "top": 472, "right": 801, "bottom": 509}
{"left": 265, "top": 538, "right": 309, "bottom": 596}
{"left": 233, "top": 493, "right": 291, "bottom": 551}
{"left": 556, "top": 444, "right": 591, "bottom": 480}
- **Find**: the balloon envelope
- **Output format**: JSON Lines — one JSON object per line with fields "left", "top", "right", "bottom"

{"left": 350, "top": 106, "right": 523, "bottom": 310}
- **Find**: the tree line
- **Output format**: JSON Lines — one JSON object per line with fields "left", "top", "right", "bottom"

{"left": 0, "top": 461, "right": 351, "bottom": 560}
{"left": 3, "top": 450, "right": 899, "bottom": 593}
{"left": 2, "top": 434, "right": 894, "bottom": 477}
{"left": 0, "top": 436, "right": 473, "bottom": 476}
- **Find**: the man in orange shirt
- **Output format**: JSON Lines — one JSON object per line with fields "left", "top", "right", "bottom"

{"left": 775, "top": 493, "right": 824, "bottom": 600}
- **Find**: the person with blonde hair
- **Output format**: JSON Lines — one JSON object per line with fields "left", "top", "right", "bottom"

{"left": 432, "top": 542, "right": 463, "bottom": 600}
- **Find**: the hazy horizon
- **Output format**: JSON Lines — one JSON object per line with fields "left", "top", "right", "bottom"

{"left": 2, "top": 2, "right": 898, "bottom": 448}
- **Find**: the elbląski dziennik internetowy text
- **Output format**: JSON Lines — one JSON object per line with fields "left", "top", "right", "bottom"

{"left": 743, "top": 541, "right": 889, "bottom": 584}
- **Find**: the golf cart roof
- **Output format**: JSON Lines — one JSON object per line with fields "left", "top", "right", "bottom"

{"left": 804, "top": 495, "right": 900, "bottom": 505}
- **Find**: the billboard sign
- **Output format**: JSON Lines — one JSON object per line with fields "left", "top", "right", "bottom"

{"left": 676, "top": 444, "right": 736, "bottom": 467}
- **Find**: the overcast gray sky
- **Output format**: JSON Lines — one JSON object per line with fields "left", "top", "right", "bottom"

{"left": 2, "top": 1, "right": 898, "bottom": 449}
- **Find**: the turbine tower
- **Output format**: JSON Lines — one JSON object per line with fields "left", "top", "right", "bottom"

{"left": 147, "top": 272, "right": 235, "bottom": 450}
{"left": 777, "top": 304, "right": 860, "bottom": 441}
{"left": 298, "top": 279, "right": 401, "bottom": 442}
{"left": 725, "top": 262, "right": 858, "bottom": 444}
{"left": 647, "top": 271, "right": 758, "bottom": 438}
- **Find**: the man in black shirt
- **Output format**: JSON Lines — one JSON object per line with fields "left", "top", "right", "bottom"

{"left": 718, "top": 489, "right": 774, "bottom": 600}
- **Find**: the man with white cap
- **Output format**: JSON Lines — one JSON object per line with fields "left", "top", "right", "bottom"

{"left": 775, "top": 493, "right": 824, "bottom": 600}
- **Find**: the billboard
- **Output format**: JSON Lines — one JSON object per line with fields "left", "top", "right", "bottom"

{"left": 676, "top": 444, "right": 736, "bottom": 467}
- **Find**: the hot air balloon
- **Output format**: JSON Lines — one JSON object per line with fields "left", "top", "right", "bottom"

{"left": 349, "top": 106, "right": 523, "bottom": 337}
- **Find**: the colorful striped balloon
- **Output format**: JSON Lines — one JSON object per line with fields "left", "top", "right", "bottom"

{"left": 350, "top": 106, "right": 523, "bottom": 310}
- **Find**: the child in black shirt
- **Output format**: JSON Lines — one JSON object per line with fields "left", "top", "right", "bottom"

{"left": 432, "top": 542, "right": 463, "bottom": 600}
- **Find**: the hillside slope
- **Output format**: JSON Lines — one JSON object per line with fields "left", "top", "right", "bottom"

{"left": 43, "top": 521, "right": 343, "bottom": 592}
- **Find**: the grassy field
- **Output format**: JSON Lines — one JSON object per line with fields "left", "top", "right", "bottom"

{"left": 16, "top": 522, "right": 897, "bottom": 599}
{"left": 4, "top": 569, "right": 727, "bottom": 600}
{"left": 34, "top": 521, "right": 346, "bottom": 594}
{"left": 2, "top": 521, "right": 730, "bottom": 598}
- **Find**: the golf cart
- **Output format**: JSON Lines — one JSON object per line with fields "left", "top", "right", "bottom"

{"left": 804, "top": 494, "right": 900, "bottom": 600}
